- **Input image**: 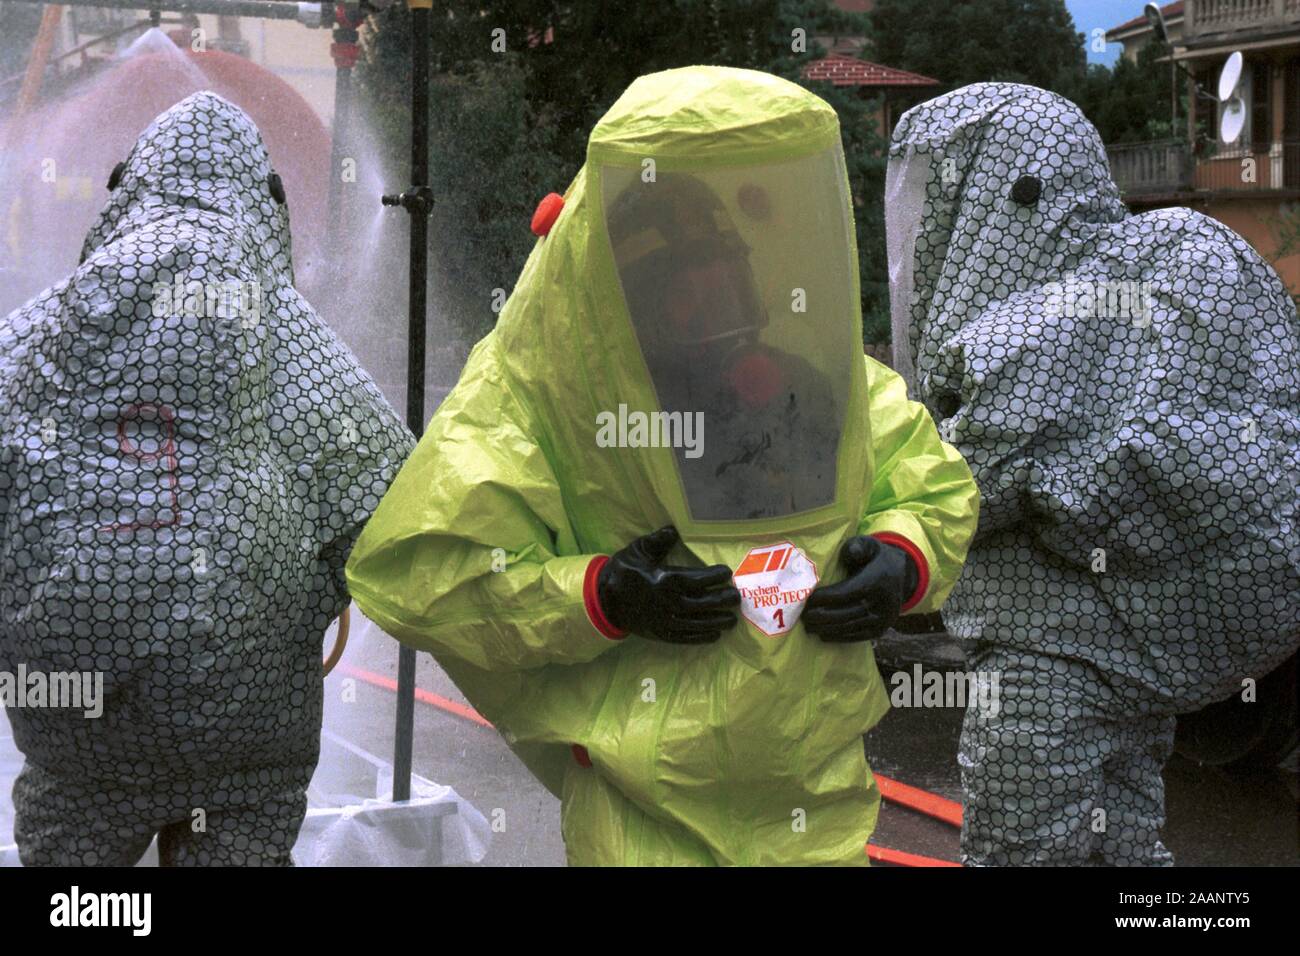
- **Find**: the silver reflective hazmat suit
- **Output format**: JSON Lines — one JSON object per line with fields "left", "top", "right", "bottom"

{"left": 887, "top": 83, "right": 1300, "bottom": 865}
{"left": 0, "top": 93, "right": 413, "bottom": 865}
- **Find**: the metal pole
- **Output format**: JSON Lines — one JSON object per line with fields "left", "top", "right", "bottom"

{"left": 392, "top": 0, "right": 432, "bottom": 804}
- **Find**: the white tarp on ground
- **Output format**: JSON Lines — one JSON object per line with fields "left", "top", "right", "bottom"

{"left": 294, "top": 607, "right": 492, "bottom": 866}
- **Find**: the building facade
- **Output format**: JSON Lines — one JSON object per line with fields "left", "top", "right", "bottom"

{"left": 1106, "top": 0, "right": 1300, "bottom": 297}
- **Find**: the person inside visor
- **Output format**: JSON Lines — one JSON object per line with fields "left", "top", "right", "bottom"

{"left": 607, "top": 171, "right": 841, "bottom": 520}
{"left": 608, "top": 173, "right": 766, "bottom": 350}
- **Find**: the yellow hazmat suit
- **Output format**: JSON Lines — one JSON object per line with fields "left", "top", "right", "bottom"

{"left": 346, "top": 66, "right": 978, "bottom": 865}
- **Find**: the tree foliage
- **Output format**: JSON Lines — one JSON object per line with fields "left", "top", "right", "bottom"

{"left": 1069, "top": 39, "right": 1189, "bottom": 145}
{"left": 872, "top": 0, "right": 1181, "bottom": 147}
{"left": 872, "top": 0, "right": 1085, "bottom": 93}
{"left": 355, "top": 0, "right": 890, "bottom": 343}
{"left": 356, "top": 0, "right": 1190, "bottom": 348}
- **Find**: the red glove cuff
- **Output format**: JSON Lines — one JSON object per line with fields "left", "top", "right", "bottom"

{"left": 583, "top": 555, "right": 627, "bottom": 640}
{"left": 870, "top": 533, "right": 929, "bottom": 613}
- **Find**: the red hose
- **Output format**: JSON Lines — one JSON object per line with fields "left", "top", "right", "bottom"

{"left": 339, "top": 665, "right": 494, "bottom": 729}
{"left": 867, "top": 844, "right": 962, "bottom": 867}
{"left": 875, "top": 773, "right": 963, "bottom": 828}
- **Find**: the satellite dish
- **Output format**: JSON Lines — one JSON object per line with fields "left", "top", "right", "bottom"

{"left": 1144, "top": 3, "right": 1169, "bottom": 44}
{"left": 1220, "top": 96, "right": 1246, "bottom": 144}
{"left": 1218, "top": 51, "right": 1244, "bottom": 102}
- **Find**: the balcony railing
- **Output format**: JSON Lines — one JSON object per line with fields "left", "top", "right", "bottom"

{"left": 1107, "top": 139, "right": 1195, "bottom": 195}
{"left": 1107, "top": 139, "right": 1300, "bottom": 199}
{"left": 1184, "top": 0, "right": 1300, "bottom": 43}
{"left": 1195, "top": 141, "right": 1300, "bottom": 191}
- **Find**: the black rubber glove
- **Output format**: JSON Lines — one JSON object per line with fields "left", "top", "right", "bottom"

{"left": 597, "top": 526, "right": 740, "bottom": 644}
{"left": 802, "top": 536, "right": 920, "bottom": 644}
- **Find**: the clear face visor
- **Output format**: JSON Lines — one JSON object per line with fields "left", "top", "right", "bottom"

{"left": 603, "top": 147, "right": 857, "bottom": 521}
{"left": 885, "top": 151, "right": 932, "bottom": 396}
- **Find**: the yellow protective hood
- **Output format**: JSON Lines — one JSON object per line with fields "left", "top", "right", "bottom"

{"left": 496, "top": 65, "right": 871, "bottom": 550}
{"left": 346, "top": 67, "right": 978, "bottom": 865}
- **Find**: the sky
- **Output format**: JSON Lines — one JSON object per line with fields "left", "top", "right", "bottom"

{"left": 1066, "top": 0, "right": 1149, "bottom": 66}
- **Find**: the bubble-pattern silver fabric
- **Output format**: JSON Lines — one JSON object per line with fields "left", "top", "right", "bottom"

{"left": 958, "top": 649, "right": 1178, "bottom": 866}
{"left": 890, "top": 83, "right": 1300, "bottom": 865}
{"left": 13, "top": 760, "right": 306, "bottom": 866}
{"left": 0, "top": 92, "right": 413, "bottom": 865}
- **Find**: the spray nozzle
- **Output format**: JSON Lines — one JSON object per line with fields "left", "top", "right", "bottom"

{"left": 381, "top": 187, "right": 433, "bottom": 217}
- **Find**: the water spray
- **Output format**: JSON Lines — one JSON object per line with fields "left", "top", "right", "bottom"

{"left": 0, "top": 0, "right": 375, "bottom": 278}
{"left": 325, "top": 2, "right": 370, "bottom": 262}
{"left": 2, "top": 0, "right": 336, "bottom": 26}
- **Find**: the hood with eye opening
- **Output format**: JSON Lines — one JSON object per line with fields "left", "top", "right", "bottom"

{"left": 887, "top": 82, "right": 1300, "bottom": 709}
{"left": 80, "top": 91, "right": 293, "bottom": 283}
{"left": 0, "top": 93, "right": 413, "bottom": 798}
